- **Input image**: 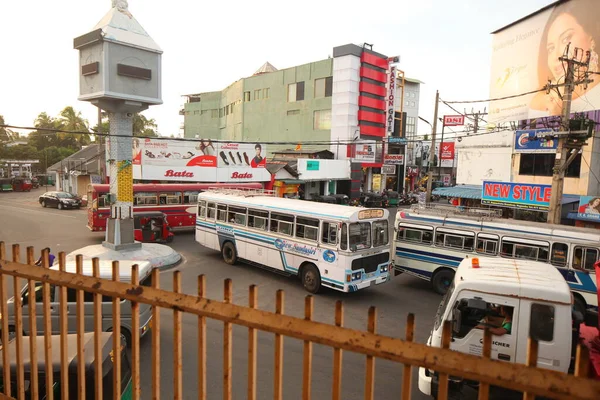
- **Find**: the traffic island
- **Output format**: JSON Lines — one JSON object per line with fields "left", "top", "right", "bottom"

{"left": 66, "top": 243, "right": 181, "bottom": 270}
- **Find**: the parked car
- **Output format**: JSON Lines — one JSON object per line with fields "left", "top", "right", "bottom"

{"left": 39, "top": 191, "right": 82, "bottom": 210}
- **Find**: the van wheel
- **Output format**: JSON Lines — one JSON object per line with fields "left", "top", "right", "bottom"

{"left": 301, "top": 264, "right": 321, "bottom": 294}
{"left": 108, "top": 327, "right": 132, "bottom": 348}
{"left": 222, "top": 242, "right": 237, "bottom": 265}
{"left": 432, "top": 269, "right": 454, "bottom": 295}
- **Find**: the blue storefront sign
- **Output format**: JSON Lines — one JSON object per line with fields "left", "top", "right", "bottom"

{"left": 577, "top": 195, "right": 600, "bottom": 221}
{"left": 481, "top": 181, "right": 552, "bottom": 210}
{"left": 514, "top": 129, "right": 557, "bottom": 153}
{"left": 388, "top": 137, "right": 407, "bottom": 145}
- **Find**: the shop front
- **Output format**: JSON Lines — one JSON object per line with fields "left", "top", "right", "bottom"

{"left": 297, "top": 158, "right": 351, "bottom": 200}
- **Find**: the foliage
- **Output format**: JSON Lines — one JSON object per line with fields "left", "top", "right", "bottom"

{"left": 95, "top": 112, "right": 158, "bottom": 137}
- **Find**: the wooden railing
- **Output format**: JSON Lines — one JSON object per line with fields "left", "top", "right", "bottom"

{"left": 0, "top": 242, "right": 599, "bottom": 400}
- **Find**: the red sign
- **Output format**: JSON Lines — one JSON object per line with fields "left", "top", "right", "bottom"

{"left": 165, "top": 169, "right": 194, "bottom": 178}
{"left": 440, "top": 142, "right": 455, "bottom": 160}
{"left": 231, "top": 172, "right": 253, "bottom": 179}
{"left": 443, "top": 115, "right": 465, "bottom": 126}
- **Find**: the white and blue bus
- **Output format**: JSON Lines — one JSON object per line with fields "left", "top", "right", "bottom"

{"left": 195, "top": 189, "right": 391, "bottom": 293}
{"left": 393, "top": 206, "right": 599, "bottom": 313}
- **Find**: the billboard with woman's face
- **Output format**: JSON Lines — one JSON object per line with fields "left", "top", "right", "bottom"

{"left": 489, "top": 0, "right": 600, "bottom": 123}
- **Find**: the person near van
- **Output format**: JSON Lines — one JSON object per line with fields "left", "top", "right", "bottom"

{"left": 476, "top": 306, "right": 512, "bottom": 336}
{"left": 35, "top": 248, "right": 55, "bottom": 266}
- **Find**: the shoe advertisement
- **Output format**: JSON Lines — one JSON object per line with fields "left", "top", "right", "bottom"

{"left": 138, "top": 138, "right": 270, "bottom": 182}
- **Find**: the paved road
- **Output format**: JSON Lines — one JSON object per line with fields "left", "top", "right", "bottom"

{"left": 0, "top": 189, "right": 444, "bottom": 399}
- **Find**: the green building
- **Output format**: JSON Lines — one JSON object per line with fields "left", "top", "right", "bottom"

{"left": 182, "top": 60, "right": 334, "bottom": 155}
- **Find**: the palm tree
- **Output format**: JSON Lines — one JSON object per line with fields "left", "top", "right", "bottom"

{"left": 56, "top": 106, "right": 91, "bottom": 147}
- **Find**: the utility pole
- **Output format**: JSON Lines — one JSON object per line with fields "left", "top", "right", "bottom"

{"left": 547, "top": 44, "right": 592, "bottom": 224}
{"left": 426, "top": 90, "right": 439, "bottom": 203}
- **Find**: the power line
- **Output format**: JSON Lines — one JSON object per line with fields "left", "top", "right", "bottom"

{"left": 442, "top": 87, "right": 547, "bottom": 104}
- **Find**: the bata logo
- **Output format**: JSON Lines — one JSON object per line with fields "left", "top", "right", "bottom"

{"left": 165, "top": 169, "right": 194, "bottom": 178}
{"left": 231, "top": 172, "right": 253, "bottom": 179}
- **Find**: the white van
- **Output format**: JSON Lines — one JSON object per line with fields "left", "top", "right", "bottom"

{"left": 419, "top": 256, "right": 573, "bottom": 398}
{"left": 7, "top": 260, "right": 153, "bottom": 347}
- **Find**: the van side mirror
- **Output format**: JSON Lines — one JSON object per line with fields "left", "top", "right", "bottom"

{"left": 452, "top": 309, "right": 462, "bottom": 334}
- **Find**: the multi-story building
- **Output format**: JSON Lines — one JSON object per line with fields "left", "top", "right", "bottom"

{"left": 182, "top": 44, "right": 419, "bottom": 196}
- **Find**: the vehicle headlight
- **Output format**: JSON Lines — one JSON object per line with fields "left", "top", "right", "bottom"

{"left": 351, "top": 272, "right": 362, "bottom": 280}
{"left": 380, "top": 265, "right": 388, "bottom": 273}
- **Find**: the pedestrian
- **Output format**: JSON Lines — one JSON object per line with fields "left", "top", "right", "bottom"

{"left": 35, "top": 247, "right": 55, "bottom": 266}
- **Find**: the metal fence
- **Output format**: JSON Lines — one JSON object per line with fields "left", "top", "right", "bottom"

{"left": 0, "top": 242, "right": 599, "bottom": 400}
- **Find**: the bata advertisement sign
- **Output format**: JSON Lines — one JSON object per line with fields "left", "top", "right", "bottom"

{"left": 439, "top": 142, "right": 455, "bottom": 168}
{"left": 384, "top": 154, "right": 404, "bottom": 165}
{"left": 139, "top": 139, "right": 270, "bottom": 182}
{"left": 489, "top": 0, "right": 600, "bottom": 123}
{"left": 481, "top": 180, "right": 552, "bottom": 210}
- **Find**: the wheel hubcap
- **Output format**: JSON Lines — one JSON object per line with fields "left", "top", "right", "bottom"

{"left": 305, "top": 271, "right": 315, "bottom": 287}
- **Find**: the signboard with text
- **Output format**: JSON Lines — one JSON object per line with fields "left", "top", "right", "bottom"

{"left": 353, "top": 141, "right": 376, "bottom": 162}
{"left": 514, "top": 129, "right": 557, "bottom": 153}
{"left": 443, "top": 115, "right": 465, "bottom": 126}
{"left": 385, "top": 65, "right": 397, "bottom": 135}
{"left": 382, "top": 165, "right": 396, "bottom": 175}
{"left": 481, "top": 181, "right": 552, "bottom": 210}
{"left": 384, "top": 154, "right": 404, "bottom": 165}
{"left": 577, "top": 196, "right": 600, "bottom": 222}
{"left": 439, "top": 142, "right": 455, "bottom": 168}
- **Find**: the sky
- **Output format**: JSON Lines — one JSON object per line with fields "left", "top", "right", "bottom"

{"left": 0, "top": 0, "right": 553, "bottom": 138}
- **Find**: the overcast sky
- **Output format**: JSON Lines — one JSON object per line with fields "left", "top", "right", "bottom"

{"left": 1, "top": 0, "right": 552, "bottom": 138}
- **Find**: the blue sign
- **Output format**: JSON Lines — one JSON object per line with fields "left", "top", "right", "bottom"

{"left": 514, "top": 129, "right": 557, "bottom": 153}
{"left": 481, "top": 181, "right": 552, "bottom": 210}
{"left": 323, "top": 250, "right": 336, "bottom": 263}
{"left": 577, "top": 196, "right": 600, "bottom": 221}
{"left": 388, "top": 137, "right": 407, "bottom": 145}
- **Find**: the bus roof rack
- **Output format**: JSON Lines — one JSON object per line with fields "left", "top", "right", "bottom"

{"left": 409, "top": 204, "right": 503, "bottom": 219}
{"left": 206, "top": 187, "right": 276, "bottom": 197}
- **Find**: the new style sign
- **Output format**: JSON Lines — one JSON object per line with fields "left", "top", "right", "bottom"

{"left": 577, "top": 196, "right": 600, "bottom": 222}
{"left": 514, "top": 129, "right": 557, "bottom": 153}
{"left": 481, "top": 181, "right": 552, "bottom": 210}
{"left": 384, "top": 154, "right": 404, "bottom": 165}
{"left": 443, "top": 115, "right": 465, "bottom": 126}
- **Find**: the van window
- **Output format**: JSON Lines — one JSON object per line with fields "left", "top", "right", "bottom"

{"left": 550, "top": 242, "right": 568, "bottom": 267}
{"left": 248, "top": 209, "right": 268, "bottom": 230}
{"left": 435, "top": 228, "right": 475, "bottom": 251}
{"left": 198, "top": 201, "right": 207, "bottom": 218}
{"left": 529, "top": 303, "right": 554, "bottom": 342}
{"left": 22, "top": 283, "right": 56, "bottom": 305}
{"left": 322, "top": 222, "right": 338, "bottom": 245}
{"left": 573, "top": 247, "right": 599, "bottom": 271}
{"left": 296, "top": 217, "right": 319, "bottom": 241}
{"left": 453, "top": 301, "right": 514, "bottom": 339}
{"left": 397, "top": 224, "right": 433, "bottom": 245}
{"left": 476, "top": 234, "right": 499, "bottom": 255}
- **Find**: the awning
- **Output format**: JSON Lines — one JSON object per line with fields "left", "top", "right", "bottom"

{"left": 432, "top": 185, "right": 482, "bottom": 199}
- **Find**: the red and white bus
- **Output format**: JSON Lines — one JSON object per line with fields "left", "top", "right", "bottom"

{"left": 87, "top": 183, "right": 262, "bottom": 232}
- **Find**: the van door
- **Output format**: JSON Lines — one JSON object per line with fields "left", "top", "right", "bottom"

{"left": 449, "top": 291, "right": 518, "bottom": 363}
{"left": 21, "top": 282, "right": 56, "bottom": 335}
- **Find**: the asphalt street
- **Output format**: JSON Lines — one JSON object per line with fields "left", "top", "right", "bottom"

{"left": 0, "top": 188, "right": 445, "bottom": 399}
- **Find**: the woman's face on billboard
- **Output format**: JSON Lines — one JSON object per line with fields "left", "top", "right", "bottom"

{"left": 546, "top": 13, "right": 592, "bottom": 82}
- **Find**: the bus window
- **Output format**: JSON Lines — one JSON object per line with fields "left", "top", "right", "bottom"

{"left": 228, "top": 206, "right": 247, "bottom": 226}
{"left": 435, "top": 228, "right": 475, "bottom": 251}
{"left": 296, "top": 217, "right": 319, "bottom": 241}
{"left": 270, "top": 213, "right": 294, "bottom": 236}
{"left": 550, "top": 242, "right": 568, "bottom": 267}
{"left": 349, "top": 222, "right": 371, "bottom": 251}
{"left": 159, "top": 192, "right": 181, "bottom": 205}
{"left": 476, "top": 234, "right": 499, "bottom": 255}
{"left": 340, "top": 223, "right": 348, "bottom": 250}
{"left": 198, "top": 201, "right": 207, "bottom": 218}
{"left": 322, "top": 222, "right": 338, "bottom": 245}
{"left": 135, "top": 192, "right": 158, "bottom": 205}
{"left": 396, "top": 224, "right": 433, "bottom": 244}
{"left": 248, "top": 209, "right": 268, "bottom": 231}
{"left": 217, "top": 204, "right": 228, "bottom": 222}
{"left": 573, "top": 246, "right": 599, "bottom": 271}
{"left": 501, "top": 238, "right": 549, "bottom": 262}
{"left": 373, "top": 220, "right": 388, "bottom": 247}
{"left": 184, "top": 191, "right": 200, "bottom": 204}
{"left": 207, "top": 202, "right": 216, "bottom": 220}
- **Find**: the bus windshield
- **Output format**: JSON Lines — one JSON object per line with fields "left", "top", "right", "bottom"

{"left": 373, "top": 220, "right": 389, "bottom": 247}
{"left": 349, "top": 222, "right": 372, "bottom": 251}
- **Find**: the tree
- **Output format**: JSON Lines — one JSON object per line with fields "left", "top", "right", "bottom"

{"left": 95, "top": 111, "right": 158, "bottom": 138}
{"left": 28, "top": 112, "right": 58, "bottom": 150}
{"left": 0, "top": 115, "right": 17, "bottom": 143}
{"left": 56, "top": 106, "right": 91, "bottom": 147}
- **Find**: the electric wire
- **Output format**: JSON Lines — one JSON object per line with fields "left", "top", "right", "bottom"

{"left": 441, "top": 87, "right": 548, "bottom": 104}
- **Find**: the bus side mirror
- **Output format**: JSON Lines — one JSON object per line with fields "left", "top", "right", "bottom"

{"left": 452, "top": 309, "right": 462, "bottom": 334}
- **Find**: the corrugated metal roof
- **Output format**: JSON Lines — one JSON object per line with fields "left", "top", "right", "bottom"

{"left": 433, "top": 185, "right": 581, "bottom": 205}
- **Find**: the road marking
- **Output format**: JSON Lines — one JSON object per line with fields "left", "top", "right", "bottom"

{"left": 0, "top": 204, "right": 78, "bottom": 219}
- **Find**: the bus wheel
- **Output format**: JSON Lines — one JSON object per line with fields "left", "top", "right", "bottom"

{"left": 432, "top": 269, "right": 454, "bottom": 295}
{"left": 222, "top": 242, "right": 238, "bottom": 265}
{"left": 301, "top": 264, "right": 321, "bottom": 294}
{"left": 573, "top": 295, "right": 586, "bottom": 316}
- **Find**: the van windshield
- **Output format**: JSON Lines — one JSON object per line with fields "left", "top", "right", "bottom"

{"left": 434, "top": 281, "right": 455, "bottom": 330}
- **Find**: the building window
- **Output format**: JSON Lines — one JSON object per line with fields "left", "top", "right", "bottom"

{"left": 254, "top": 89, "right": 261, "bottom": 100}
{"left": 314, "top": 77, "right": 333, "bottom": 98}
{"left": 263, "top": 88, "right": 270, "bottom": 99}
{"left": 519, "top": 153, "right": 581, "bottom": 177}
{"left": 211, "top": 109, "right": 218, "bottom": 118}
{"left": 244, "top": 91, "right": 250, "bottom": 102}
{"left": 313, "top": 109, "right": 332, "bottom": 130}
{"left": 193, "top": 110, "right": 200, "bottom": 115}
{"left": 406, "top": 116, "right": 416, "bottom": 134}
{"left": 410, "top": 101, "right": 416, "bottom": 107}
{"left": 288, "top": 82, "right": 305, "bottom": 102}
{"left": 287, "top": 110, "right": 300, "bottom": 116}
{"left": 219, "top": 108, "right": 224, "bottom": 118}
